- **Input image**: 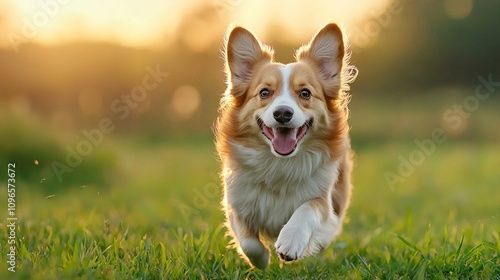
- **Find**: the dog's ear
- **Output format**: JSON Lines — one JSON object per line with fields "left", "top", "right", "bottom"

{"left": 296, "top": 23, "right": 345, "bottom": 97}
{"left": 224, "top": 25, "right": 273, "bottom": 96}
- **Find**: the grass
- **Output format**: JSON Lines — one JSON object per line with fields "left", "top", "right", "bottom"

{"left": 0, "top": 94, "right": 499, "bottom": 279}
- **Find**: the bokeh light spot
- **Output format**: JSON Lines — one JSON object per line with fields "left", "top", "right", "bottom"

{"left": 444, "top": 0, "right": 473, "bottom": 19}
{"left": 170, "top": 85, "right": 200, "bottom": 120}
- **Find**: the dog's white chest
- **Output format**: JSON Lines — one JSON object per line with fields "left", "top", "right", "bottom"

{"left": 225, "top": 143, "right": 339, "bottom": 238}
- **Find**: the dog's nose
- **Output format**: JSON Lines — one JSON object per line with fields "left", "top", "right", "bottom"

{"left": 273, "top": 106, "right": 294, "bottom": 124}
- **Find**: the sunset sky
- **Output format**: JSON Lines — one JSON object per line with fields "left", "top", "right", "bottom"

{"left": 1, "top": 0, "right": 392, "bottom": 50}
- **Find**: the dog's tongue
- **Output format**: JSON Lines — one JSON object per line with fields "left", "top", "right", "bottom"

{"left": 271, "top": 127, "right": 298, "bottom": 155}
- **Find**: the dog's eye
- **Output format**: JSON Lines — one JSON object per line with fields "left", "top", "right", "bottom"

{"left": 259, "top": 88, "right": 271, "bottom": 99}
{"left": 299, "top": 88, "right": 311, "bottom": 100}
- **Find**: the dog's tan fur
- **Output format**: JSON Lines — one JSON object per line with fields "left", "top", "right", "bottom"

{"left": 215, "top": 23, "right": 356, "bottom": 268}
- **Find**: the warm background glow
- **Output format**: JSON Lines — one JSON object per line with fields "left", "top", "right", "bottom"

{"left": 1, "top": 0, "right": 391, "bottom": 49}
{"left": 0, "top": 0, "right": 496, "bottom": 133}
{"left": 0, "top": 1, "right": 499, "bottom": 278}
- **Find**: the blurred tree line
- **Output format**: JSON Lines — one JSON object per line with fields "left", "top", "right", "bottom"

{"left": 353, "top": 0, "right": 500, "bottom": 92}
{"left": 0, "top": 0, "right": 498, "bottom": 135}
{"left": 1, "top": 0, "right": 498, "bottom": 191}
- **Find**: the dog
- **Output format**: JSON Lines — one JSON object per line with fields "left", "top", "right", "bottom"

{"left": 215, "top": 23, "right": 357, "bottom": 269}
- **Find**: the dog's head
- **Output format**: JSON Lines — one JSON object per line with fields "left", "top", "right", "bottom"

{"left": 221, "top": 23, "right": 355, "bottom": 158}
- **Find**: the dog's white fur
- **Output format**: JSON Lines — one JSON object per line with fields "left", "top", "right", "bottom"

{"left": 215, "top": 23, "right": 356, "bottom": 269}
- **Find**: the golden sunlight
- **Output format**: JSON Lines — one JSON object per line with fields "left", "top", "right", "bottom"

{"left": 1, "top": 0, "right": 391, "bottom": 49}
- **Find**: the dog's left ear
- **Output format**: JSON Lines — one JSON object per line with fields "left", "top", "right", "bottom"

{"left": 224, "top": 25, "right": 273, "bottom": 96}
{"left": 225, "top": 26, "right": 273, "bottom": 97}
{"left": 296, "top": 23, "right": 345, "bottom": 96}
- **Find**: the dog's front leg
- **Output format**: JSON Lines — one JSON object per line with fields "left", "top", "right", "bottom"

{"left": 275, "top": 197, "right": 340, "bottom": 261}
{"left": 228, "top": 211, "right": 270, "bottom": 269}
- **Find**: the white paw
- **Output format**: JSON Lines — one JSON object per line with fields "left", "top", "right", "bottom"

{"left": 274, "top": 225, "right": 310, "bottom": 261}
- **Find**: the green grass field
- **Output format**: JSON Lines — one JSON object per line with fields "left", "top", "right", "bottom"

{"left": 0, "top": 94, "right": 499, "bottom": 279}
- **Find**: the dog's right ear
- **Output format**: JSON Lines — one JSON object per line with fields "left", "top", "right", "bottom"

{"left": 224, "top": 25, "right": 273, "bottom": 96}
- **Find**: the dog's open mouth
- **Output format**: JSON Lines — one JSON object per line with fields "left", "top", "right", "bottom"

{"left": 259, "top": 119, "right": 311, "bottom": 156}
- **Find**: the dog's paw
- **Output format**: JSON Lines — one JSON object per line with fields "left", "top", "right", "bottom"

{"left": 274, "top": 226, "right": 309, "bottom": 262}
{"left": 240, "top": 238, "right": 270, "bottom": 269}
